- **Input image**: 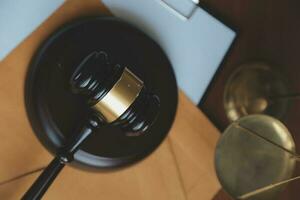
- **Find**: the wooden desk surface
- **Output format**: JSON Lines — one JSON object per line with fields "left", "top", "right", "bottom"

{"left": 0, "top": 0, "right": 221, "bottom": 199}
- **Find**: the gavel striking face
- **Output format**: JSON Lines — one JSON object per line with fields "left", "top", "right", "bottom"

{"left": 22, "top": 51, "right": 160, "bottom": 200}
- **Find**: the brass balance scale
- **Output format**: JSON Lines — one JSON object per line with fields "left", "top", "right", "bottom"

{"left": 215, "top": 62, "right": 300, "bottom": 200}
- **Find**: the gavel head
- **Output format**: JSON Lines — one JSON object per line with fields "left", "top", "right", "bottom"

{"left": 70, "top": 51, "right": 160, "bottom": 134}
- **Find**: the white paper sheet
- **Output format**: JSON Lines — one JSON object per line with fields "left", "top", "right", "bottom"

{"left": 102, "top": 0, "right": 236, "bottom": 104}
{"left": 0, "top": 0, "right": 64, "bottom": 61}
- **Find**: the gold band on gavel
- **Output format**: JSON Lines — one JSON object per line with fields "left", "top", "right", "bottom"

{"left": 93, "top": 67, "right": 144, "bottom": 123}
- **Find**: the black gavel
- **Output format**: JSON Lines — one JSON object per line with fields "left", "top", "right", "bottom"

{"left": 22, "top": 51, "right": 160, "bottom": 200}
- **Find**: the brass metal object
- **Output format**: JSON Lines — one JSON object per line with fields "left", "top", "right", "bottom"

{"left": 224, "top": 63, "right": 290, "bottom": 122}
{"left": 93, "top": 67, "right": 144, "bottom": 122}
{"left": 215, "top": 114, "right": 297, "bottom": 200}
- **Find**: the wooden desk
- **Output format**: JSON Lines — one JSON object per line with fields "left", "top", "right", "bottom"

{"left": 0, "top": 0, "right": 220, "bottom": 199}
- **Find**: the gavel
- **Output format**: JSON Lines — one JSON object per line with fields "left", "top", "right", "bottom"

{"left": 22, "top": 51, "right": 160, "bottom": 200}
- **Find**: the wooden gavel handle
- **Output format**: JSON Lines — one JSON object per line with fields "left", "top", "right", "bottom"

{"left": 22, "top": 117, "right": 99, "bottom": 200}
